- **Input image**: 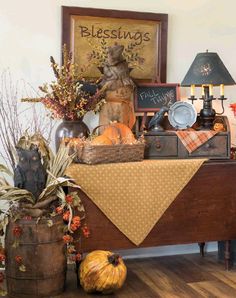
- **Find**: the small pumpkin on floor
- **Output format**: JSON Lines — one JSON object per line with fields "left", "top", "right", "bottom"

{"left": 79, "top": 250, "right": 127, "bottom": 294}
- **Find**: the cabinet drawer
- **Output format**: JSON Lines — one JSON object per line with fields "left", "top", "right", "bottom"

{"left": 188, "top": 135, "right": 229, "bottom": 158}
{"left": 144, "top": 136, "right": 178, "bottom": 157}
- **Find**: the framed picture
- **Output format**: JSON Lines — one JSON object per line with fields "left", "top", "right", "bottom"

{"left": 62, "top": 6, "right": 168, "bottom": 82}
{"left": 134, "top": 83, "right": 180, "bottom": 112}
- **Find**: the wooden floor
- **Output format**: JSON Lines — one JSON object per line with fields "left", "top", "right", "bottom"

{"left": 51, "top": 252, "right": 236, "bottom": 298}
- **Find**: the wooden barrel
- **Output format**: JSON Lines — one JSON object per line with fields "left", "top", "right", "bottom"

{"left": 5, "top": 215, "right": 67, "bottom": 298}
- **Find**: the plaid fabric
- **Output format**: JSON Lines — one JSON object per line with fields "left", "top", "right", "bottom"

{"left": 176, "top": 130, "right": 217, "bottom": 153}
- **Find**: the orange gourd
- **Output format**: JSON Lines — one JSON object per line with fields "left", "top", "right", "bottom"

{"left": 112, "top": 122, "right": 136, "bottom": 144}
{"left": 102, "top": 125, "right": 121, "bottom": 144}
{"left": 102, "top": 122, "right": 135, "bottom": 145}
{"left": 91, "top": 135, "right": 113, "bottom": 145}
{"left": 79, "top": 250, "right": 127, "bottom": 294}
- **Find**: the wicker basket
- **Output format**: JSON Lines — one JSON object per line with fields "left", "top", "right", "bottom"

{"left": 75, "top": 142, "right": 145, "bottom": 164}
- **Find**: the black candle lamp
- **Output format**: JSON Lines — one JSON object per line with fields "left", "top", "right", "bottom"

{"left": 181, "top": 51, "right": 235, "bottom": 129}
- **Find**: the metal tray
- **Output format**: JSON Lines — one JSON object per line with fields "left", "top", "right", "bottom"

{"left": 168, "top": 101, "right": 197, "bottom": 129}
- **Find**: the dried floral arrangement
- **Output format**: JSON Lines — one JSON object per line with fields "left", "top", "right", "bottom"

{"left": 86, "top": 38, "right": 145, "bottom": 71}
{"left": 0, "top": 133, "right": 89, "bottom": 296}
{"left": 22, "top": 45, "right": 105, "bottom": 121}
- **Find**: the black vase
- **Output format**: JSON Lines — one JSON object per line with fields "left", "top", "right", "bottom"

{"left": 55, "top": 119, "right": 90, "bottom": 151}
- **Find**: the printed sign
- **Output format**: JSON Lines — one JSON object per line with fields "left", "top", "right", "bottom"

{"left": 71, "top": 15, "right": 159, "bottom": 80}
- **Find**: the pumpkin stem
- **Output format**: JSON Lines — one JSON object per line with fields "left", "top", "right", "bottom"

{"left": 108, "top": 253, "right": 120, "bottom": 266}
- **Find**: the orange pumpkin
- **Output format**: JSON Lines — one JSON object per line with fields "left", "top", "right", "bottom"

{"left": 112, "top": 122, "right": 136, "bottom": 144}
{"left": 80, "top": 250, "right": 127, "bottom": 294}
{"left": 91, "top": 135, "right": 113, "bottom": 145}
{"left": 102, "top": 125, "right": 121, "bottom": 144}
{"left": 102, "top": 122, "right": 135, "bottom": 145}
{"left": 213, "top": 122, "right": 225, "bottom": 132}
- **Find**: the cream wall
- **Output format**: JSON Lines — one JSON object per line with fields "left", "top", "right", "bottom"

{"left": 1, "top": 0, "right": 236, "bottom": 256}
{"left": 1, "top": 0, "right": 236, "bottom": 140}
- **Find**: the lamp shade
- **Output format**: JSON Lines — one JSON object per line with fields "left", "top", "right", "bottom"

{"left": 181, "top": 51, "right": 235, "bottom": 86}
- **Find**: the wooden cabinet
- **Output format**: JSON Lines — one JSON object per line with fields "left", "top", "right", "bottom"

{"left": 78, "top": 160, "right": 236, "bottom": 253}
{"left": 137, "top": 115, "right": 231, "bottom": 159}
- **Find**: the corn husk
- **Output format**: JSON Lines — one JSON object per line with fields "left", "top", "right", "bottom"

{"left": 38, "top": 176, "right": 80, "bottom": 202}
{"left": 0, "top": 164, "right": 13, "bottom": 177}
{"left": 0, "top": 185, "right": 34, "bottom": 203}
{"left": 46, "top": 142, "right": 75, "bottom": 186}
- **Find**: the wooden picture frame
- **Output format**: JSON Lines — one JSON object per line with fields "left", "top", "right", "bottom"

{"left": 134, "top": 83, "right": 180, "bottom": 112}
{"left": 62, "top": 6, "right": 168, "bottom": 82}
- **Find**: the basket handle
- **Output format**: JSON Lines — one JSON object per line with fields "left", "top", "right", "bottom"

{"left": 92, "top": 123, "right": 121, "bottom": 135}
{"left": 92, "top": 124, "right": 107, "bottom": 135}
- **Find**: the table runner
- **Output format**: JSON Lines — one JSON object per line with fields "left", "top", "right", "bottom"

{"left": 66, "top": 159, "right": 206, "bottom": 245}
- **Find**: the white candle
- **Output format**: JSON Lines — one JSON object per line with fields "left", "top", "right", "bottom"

{"left": 220, "top": 84, "right": 224, "bottom": 96}
{"left": 201, "top": 85, "right": 205, "bottom": 96}
{"left": 190, "top": 84, "right": 195, "bottom": 96}
{"left": 209, "top": 84, "right": 213, "bottom": 96}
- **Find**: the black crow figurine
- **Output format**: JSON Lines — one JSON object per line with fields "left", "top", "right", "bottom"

{"left": 148, "top": 106, "right": 169, "bottom": 131}
{"left": 14, "top": 147, "right": 47, "bottom": 200}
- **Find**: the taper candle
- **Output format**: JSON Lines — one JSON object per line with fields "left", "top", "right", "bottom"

{"left": 220, "top": 84, "right": 224, "bottom": 96}
{"left": 209, "top": 84, "right": 213, "bottom": 96}
{"left": 201, "top": 85, "right": 205, "bottom": 96}
{"left": 190, "top": 84, "right": 195, "bottom": 96}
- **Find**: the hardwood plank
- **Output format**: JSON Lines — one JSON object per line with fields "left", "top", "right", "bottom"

{"left": 127, "top": 258, "right": 203, "bottom": 298}
{"left": 189, "top": 280, "right": 236, "bottom": 298}
{"left": 151, "top": 255, "right": 217, "bottom": 284}
{"left": 208, "top": 270, "right": 236, "bottom": 291}
{"left": 122, "top": 269, "right": 161, "bottom": 298}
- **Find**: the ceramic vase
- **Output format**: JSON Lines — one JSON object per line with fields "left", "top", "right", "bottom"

{"left": 55, "top": 118, "right": 90, "bottom": 151}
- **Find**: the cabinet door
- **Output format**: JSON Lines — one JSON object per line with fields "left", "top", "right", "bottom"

{"left": 144, "top": 136, "right": 178, "bottom": 158}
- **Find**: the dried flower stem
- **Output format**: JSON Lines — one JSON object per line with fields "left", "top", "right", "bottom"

{"left": 0, "top": 69, "right": 54, "bottom": 170}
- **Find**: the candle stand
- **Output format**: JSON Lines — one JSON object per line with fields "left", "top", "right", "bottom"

{"left": 182, "top": 51, "right": 235, "bottom": 130}
{"left": 188, "top": 86, "right": 228, "bottom": 130}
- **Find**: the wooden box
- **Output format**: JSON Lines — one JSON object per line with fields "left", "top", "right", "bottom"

{"left": 136, "top": 115, "right": 230, "bottom": 159}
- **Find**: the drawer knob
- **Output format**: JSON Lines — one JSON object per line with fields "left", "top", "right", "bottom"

{"left": 205, "top": 143, "right": 213, "bottom": 149}
{"left": 156, "top": 140, "right": 162, "bottom": 149}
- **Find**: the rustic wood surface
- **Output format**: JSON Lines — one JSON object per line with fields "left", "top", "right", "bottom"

{"left": 4, "top": 252, "right": 236, "bottom": 297}
{"left": 78, "top": 160, "right": 236, "bottom": 252}
{"left": 49, "top": 252, "right": 236, "bottom": 297}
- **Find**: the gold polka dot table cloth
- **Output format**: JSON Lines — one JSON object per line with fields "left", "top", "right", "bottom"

{"left": 66, "top": 159, "right": 206, "bottom": 245}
